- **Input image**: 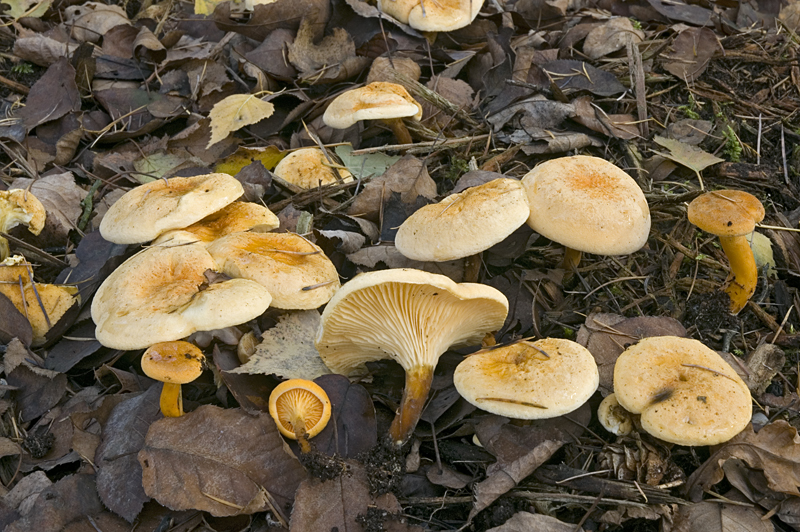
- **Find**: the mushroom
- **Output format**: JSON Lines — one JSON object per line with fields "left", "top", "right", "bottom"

{"left": 206, "top": 232, "right": 340, "bottom": 310}
{"left": 322, "top": 82, "right": 422, "bottom": 145}
{"left": 99, "top": 173, "right": 244, "bottom": 245}
{"left": 597, "top": 393, "right": 633, "bottom": 437}
{"left": 613, "top": 336, "right": 751, "bottom": 446}
{"left": 269, "top": 378, "right": 332, "bottom": 453}
{"left": 378, "top": 0, "right": 485, "bottom": 32}
{"left": 453, "top": 338, "right": 598, "bottom": 419}
{"left": 394, "top": 178, "right": 530, "bottom": 263}
{"left": 687, "top": 189, "right": 765, "bottom": 314}
{"left": 141, "top": 340, "right": 205, "bottom": 417}
{"left": 0, "top": 257, "right": 78, "bottom": 346}
{"left": 315, "top": 268, "right": 508, "bottom": 446}
{"left": 272, "top": 148, "right": 354, "bottom": 190}
{"left": 0, "top": 190, "right": 46, "bottom": 261}
{"left": 151, "top": 201, "right": 279, "bottom": 246}
{"left": 91, "top": 241, "right": 272, "bottom": 350}
{"left": 521, "top": 155, "right": 651, "bottom": 271}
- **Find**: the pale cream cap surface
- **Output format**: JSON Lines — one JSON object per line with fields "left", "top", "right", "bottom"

{"left": 207, "top": 232, "right": 340, "bottom": 310}
{"left": 406, "top": 0, "right": 485, "bottom": 31}
{"left": 272, "top": 148, "right": 353, "bottom": 190}
{"left": 453, "top": 338, "right": 599, "bottom": 419}
{"left": 152, "top": 201, "right": 279, "bottom": 245}
{"left": 99, "top": 174, "right": 244, "bottom": 244}
{"left": 613, "top": 336, "right": 752, "bottom": 446}
{"left": 522, "top": 155, "right": 650, "bottom": 255}
{"left": 91, "top": 242, "right": 272, "bottom": 350}
{"left": 395, "top": 178, "right": 530, "bottom": 261}
{"left": 322, "top": 82, "right": 423, "bottom": 129}
{"left": 315, "top": 268, "right": 508, "bottom": 375}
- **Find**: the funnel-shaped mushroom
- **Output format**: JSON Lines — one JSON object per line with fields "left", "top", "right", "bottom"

{"left": 315, "top": 268, "right": 508, "bottom": 446}
{"left": 687, "top": 190, "right": 765, "bottom": 314}
{"left": 0, "top": 190, "right": 46, "bottom": 261}
{"left": 269, "top": 379, "right": 331, "bottom": 453}
{"left": 142, "top": 341, "right": 205, "bottom": 417}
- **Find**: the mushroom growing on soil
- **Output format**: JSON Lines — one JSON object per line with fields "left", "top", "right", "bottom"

{"left": 687, "top": 189, "right": 765, "bottom": 314}
{"left": 142, "top": 341, "right": 206, "bottom": 417}
{"left": 322, "top": 82, "right": 422, "bottom": 145}
{"left": 453, "top": 338, "right": 599, "bottom": 419}
{"left": 0, "top": 190, "right": 46, "bottom": 261}
{"left": 613, "top": 336, "right": 751, "bottom": 446}
{"left": 269, "top": 379, "right": 331, "bottom": 453}
{"left": 521, "top": 155, "right": 650, "bottom": 271}
{"left": 315, "top": 268, "right": 508, "bottom": 447}
{"left": 91, "top": 242, "right": 272, "bottom": 350}
{"left": 272, "top": 148, "right": 353, "bottom": 190}
{"left": 378, "top": 0, "right": 485, "bottom": 32}
{"left": 99, "top": 173, "right": 244, "bottom": 245}
{"left": 394, "top": 177, "right": 530, "bottom": 263}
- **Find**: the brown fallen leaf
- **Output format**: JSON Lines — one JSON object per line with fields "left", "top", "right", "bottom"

{"left": 686, "top": 420, "right": 800, "bottom": 501}
{"left": 16, "top": 58, "right": 80, "bottom": 132}
{"left": 13, "top": 34, "right": 79, "bottom": 67}
{"left": 63, "top": 2, "right": 131, "bottom": 43}
{"left": 11, "top": 172, "right": 87, "bottom": 248}
{"left": 5, "top": 474, "right": 104, "bottom": 532}
{"left": 486, "top": 511, "right": 584, "bottom": 531}
{"left": 139, "top": 404, "right": 306, "bottom": 518}
{"left": 287, "top": 20, "right": 370, "bottom": 84}
{"left": 673, "top": 500, "right": 773, "bottom": 532}
{"left": 662, "top": 27, "right": 721, "bottom": 82}
{"left": 583, "top": 17, "right": 644, "bottom": 60}
{"left": 312, "top": 374, "right": 377, "bottom": 458}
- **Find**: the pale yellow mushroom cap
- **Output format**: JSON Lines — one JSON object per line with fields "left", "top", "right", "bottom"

{"left": 268, "top": 379, "right": 332, "bottom": 440}
{"left": 272, "top": 148, "right": 353, "bottom": 190}
{"left": 322, "top": 82, "right": 423, "bottom": 129}
{"left": 522, "top": 155, "right": 650, "bottom": 256}
{"left": 152, "top": 201, "right": 279, "bottom": 246}
{"left": 91, "top": 242, "right": 272, "bottom": 350}
{"left": 453, "top": 338, "right": 599, "bottom": 419}
{"left": 0, "top": 189, "right": 46, "bottom": 235}
{"left": 99, "top": 173, "right": 244, "bottom": 244}
{"left": 613, "top": 336, "right": 752, "bottom": 446}
{"left": 206, "top": 232, "right": 340, "bottom": 310}
{"left": 395, "top": 178, "right": 530, "bottom": 261}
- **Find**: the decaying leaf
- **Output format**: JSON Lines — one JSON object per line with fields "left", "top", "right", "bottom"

{"left": 686, "top": 420, "right": 800, "bottom": 501}
{"left": 139, "top": 404, "right": 306, "bottom": 517}
{"left": 230, "top": 310, "right": 331, "bottom": 380}
{"left": 662, "top": 27, "right": 721, "bottom": 82}
{"left": 1, "top": 0, "right": 50, "bottom": 20}
{"left": 63, "top": 2, "right": 131, "bottom": 44}
{"left": 335, "top": 144, "right": 400, "bottom": 181}
{"left": 11, "top": 172, "right": 88, "bottom": 246}
{"left": 583, "top": 17, "right": 644, "bottom": 60}
{"left": 673, "top": 500, "right": 773, "bottom": 532}
{"left": 208, "top": 94, "right": 275, "bottom": 148}
{"left": 5, "top": 474, "right": 104, "bottom": 532}
{"left": 287, "top": 20, "right": 369, "bottom": 84}
{"left": 17, "top": 58, "right": 80, "bottom": 132}
{"left": 312, "top": 375, "right": 377, "bottom": 458}
{"left": 652, "top": 135, "right": 725, "bottom": 188}
{"left": 487, "top": 512, "right": 585, "bottom": 532}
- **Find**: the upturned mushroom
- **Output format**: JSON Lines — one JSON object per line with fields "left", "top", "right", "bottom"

{"left": 613, "top": 336, "right": 751, "bottom": 446}
{"left": 269, "top": 378, "right": 331, "bottom": 453}
{"left": 597, "top": 393, "right": 633, "bottom": 437}
{"left": 315, "top": 268, "right": 508, "bottom": 447}
{"left": 99, "top": 173, "right": 244, "bottom": 244}
{"left": 395, "top": 178, "right": 530, "bottom": 262}
{"left": 272, "top": 148, "right": 353, "bottom": 190}
{"left": 142, "top": 341, "right": 206, "bottom": 417}
{"left": 322, "top": 82, "right": 422, "bottom": 145}
{"left": 521, "top": 155, "right": 651, "bottom": 271}
{"left": 453, "top": 338, "right": 598, "bottom": 419}
{"left": 0, "top": 190, "right": 46, "bottom": 261}
{"left": 91, "top": 241, "right": 272, "bottom": 350}
{"left": 687, "top": 190, "right": 765, "bottom": 314}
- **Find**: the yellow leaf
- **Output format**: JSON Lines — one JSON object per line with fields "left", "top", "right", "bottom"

{"left": 207, "top": 94, "right": 275, "bottom": 149}
{"left": 215, "top": 146, "right": 286, "bottom": 176}
{"left": 2, "top": 0, "right": 51, "bottom": 20}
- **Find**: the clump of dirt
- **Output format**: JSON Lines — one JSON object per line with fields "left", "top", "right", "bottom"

{"left": 355, "top": 506, "right": 394, "bottom": 532}
{"left": 684, "top": 291, "right": 736, "bottom": 336}
{"left": 359, "top": 438, "right": 405, "bottom": 495}
{"left": 299, "top": 450, "right": 350, "bottom": 481}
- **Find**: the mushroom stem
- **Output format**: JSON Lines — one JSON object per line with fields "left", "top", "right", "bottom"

{"left": 384, "top": 118, "right": 413, "bottom": 145}
{"left": 561, "top": 247, "right": 582, "bottom": 271}
{"left": 159, "top": 383, "right": 184, "bottom": 417}
{"left": 291, "top": 418, "right": 312, "bottom": 453}
{"left": 719, "top": 235, "right": 758, "bottom": 314}
{"left": 389, "top": 364, "right": 434, "bottom": 447}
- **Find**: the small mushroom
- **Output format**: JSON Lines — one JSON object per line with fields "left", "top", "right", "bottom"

{"left": 453, "top": 338, "right": 599, "bottom": 419}
{"left": 315, "top": 268, "right": 508, "bottom": 447}
{"left": 272, "top": 148, "right": 353, "bottom": 190}
{"left": 0, "top": 190, "right": 46, "bottom": 261}
{"left": 269, "top": 378, "right": 331, "bottom": 453}
{"left": 521, "top": 155, "right": 651, "bottom": 271}
{"left": 99, "top": 173, "right": 244, "bottom": 245}
{"left": 687, "top": 190, "right": 765, "bottom": 314}
{"left": 613, "top": 336, "right": 751, "bottom": 446}
{"left": 322, "top": 82, "right": 422, "bottom": 145}
{"left": 597, "top": 393, "right": 633, "bottom": 437}
{"left": 141, "top": 340, "right": 205, "bottom": 417}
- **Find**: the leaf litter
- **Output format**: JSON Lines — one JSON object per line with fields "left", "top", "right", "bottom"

{"left": 2, "top": 0, "right": 800, "bottom": 530}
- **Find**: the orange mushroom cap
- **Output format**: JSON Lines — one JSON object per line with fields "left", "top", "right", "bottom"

{"left": 268, "top": 379, "right": 332, "bottom": 441}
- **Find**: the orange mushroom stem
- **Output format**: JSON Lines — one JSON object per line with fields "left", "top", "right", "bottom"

{"left": 719, "top": 234, "right": 758, "bottom": 315}
{"left": 388, "top": 365, "right": 434, "bottom": 447}
{"left": 561, "top": 247, "right": 582, "bottom": 271}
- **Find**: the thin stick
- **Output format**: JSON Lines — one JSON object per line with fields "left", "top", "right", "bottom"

{"left": 756, "top": 114, "right": 762, "bottom": 165}
{"left": 781, "top": 123, "right": 789, "bottom": 184}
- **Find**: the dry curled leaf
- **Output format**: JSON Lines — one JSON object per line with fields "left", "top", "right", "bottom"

{"left": 208, "top": 94, "right": 275, "bottom": 149}
{"left": 139, "top": 404, "right": 306, "bottom": 517}
{"left": 673, "top": 500, "right": 773, "bottom": 532}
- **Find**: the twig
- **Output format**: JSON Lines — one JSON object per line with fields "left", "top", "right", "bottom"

{"left": 349, "top": 135, "right": 489, "bottom": 155}
{"left": 781, "top": 122, "right": 788, "bottom": 184}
